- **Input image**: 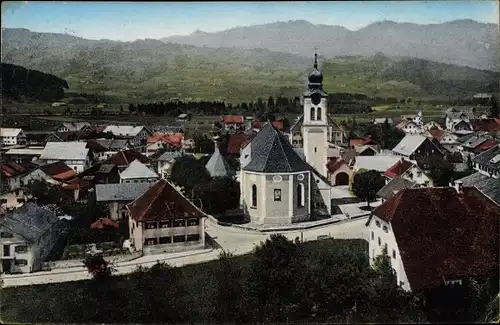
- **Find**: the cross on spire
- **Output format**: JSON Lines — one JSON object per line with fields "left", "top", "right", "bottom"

{"left": 314, "top": 47, "right": 318, "bottom": 69}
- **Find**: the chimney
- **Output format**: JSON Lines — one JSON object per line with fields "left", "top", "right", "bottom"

{"left": 454, "top": 180, "right": 463, "bottom": 193}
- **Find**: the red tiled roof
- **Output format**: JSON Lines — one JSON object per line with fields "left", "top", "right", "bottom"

{"left": 326, "top": 158, "right": 347, "bottom": 173}
{"left": 395, "top": 120, "right": 410, "bottom": 130}
{"left": 0, "top": 162, "right": 37, "bottom": 178}
{"left": 222, "top": 115, "right": 244, "bottom": 124}
{"left": 251, "top": 120, "right": 284, "bottom": 131}
{"left": 52, "top": 169, "right": 77, "bottom": 181}
{"left": 91, "top": 217, "right": 119, "bottom": 229}
{"left": 103, "top": 150, "right": 150, "bottom": 166}
{"left": 472, "top": 118, "right": 500, "bottom": 132}
{"left": 127, "top": 179, "right": 202, "bottom": 222}
{"left": 426, "top": 129, "right": 446, "bottom": 141}
{"left": 472, "top": 139, "right": 499, "bottom": 154}
{"left": 226, "top": 133, "right": 250, "bottom": 155}
{"left": 349, "top": 136, "right": 376, "bottom": 147}
{"left": 39, "top": 161, "right": 74, "bottom": 177}
{"left": 384, "top": 159, "right": 414, "bottom": 178}
{"left": 372, "top": 187, "right": 500, "bottom": 291}
{"left": 147, "top": 133, "right": 184, "bottom": 147}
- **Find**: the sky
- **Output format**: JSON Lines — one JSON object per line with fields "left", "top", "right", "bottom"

{"left": 1, "top": 1, "right": 498, "bottom": 41}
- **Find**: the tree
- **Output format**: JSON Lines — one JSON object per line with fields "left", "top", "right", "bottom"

{"left": 351, "top": 170, "right": 386, "bottom": 207}
{"left": 425, "top": 155, "right": 455, "bottom": 186}
{"left": 170, "top": 155, "right": 211, "bottom": 193}
{"left": 193, "top": 177, "right": 240, "bottom": 215}
{"left": 83, "top": 255, "right": 116, "bottom": 280}
{"left": 212, "top": 250, "right": 244, "bottom": 322}
{"left": 244, "top": 234, "right": 303, "bottom": 322}
{"left": 267, "top": 96, "right": 275, "bottom": 113}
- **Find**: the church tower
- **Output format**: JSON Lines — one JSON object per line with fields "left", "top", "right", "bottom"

{"left": 302, "top": 53, "right": 329, "bottom": 178}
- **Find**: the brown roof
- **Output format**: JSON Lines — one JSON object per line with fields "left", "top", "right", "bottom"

{"left": 326, "top": 158, "right": 348, "bottom": 173}
{"left": 371, "top": 187, "right": 500, "bottom": 291}
{"left": 127, "top": 179, "right": 202, "bottom": 222}
{"left": 472, "top": 118, "right": 500, "bottom": 133}
{"left": 90, "top": 217, "right": 119, "bottom": 229}
{"left": 426, "top": 129, "right": 446, "bottom": 141}
{"left": 86, "top": 140, "right": 108, "bottom": 153}
{"left": 226, "top": 133, "right": 250, "bottom": 155}
{"left": 222, "top": 115, "right": 244, "bottom": 124}
{"left": 103, "top": 150, "right": 150, "bottom": 166}
{"left": 39, "top": 161, "right": 74, "bottom": 177}
{"left": 349, "top": 136, "right": 377, "bottom": 147}
{"left": 384, "top": 158, "right": 414, "bottom": 178}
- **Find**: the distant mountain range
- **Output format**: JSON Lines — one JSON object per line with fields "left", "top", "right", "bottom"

{"left": 162, "top": 19, "right": 499, "bottom": 71}
{"left": 1, "top": 22, "right": 498, "bottom": 103}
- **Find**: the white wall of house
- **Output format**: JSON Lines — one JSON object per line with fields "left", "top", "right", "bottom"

{"left": 157, "top": 160, "right": 175, "bottom": 179}
{"left": 401, "top": 166, "right": 432, "bottom": 186}
{"left": 475, "top": 162, "right": 499, "bottom": 179}
{"left": 22, "top": 169, "right": 61, "bottom": 186}
{"left": 0, "top": 131, "right": 26, "bottom": 145}
{"left": 367, "top": 215, "right": 412, "bottom": 291}
{"left": 41, "top": 158, "right": 89, "bottom": 174}
{"left": 0, "top": 190, "right": 31, "bottom": 209}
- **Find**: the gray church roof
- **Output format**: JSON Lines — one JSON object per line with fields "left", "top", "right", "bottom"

{"left": 243, "top": 122, "right": 311, "bottom": 173}
{"left": 206, "top": 141, "right": 233, "bottom": 177}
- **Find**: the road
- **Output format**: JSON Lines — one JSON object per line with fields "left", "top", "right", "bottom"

{"left": 1, "top": 217, "right": 369, "bottom": 288}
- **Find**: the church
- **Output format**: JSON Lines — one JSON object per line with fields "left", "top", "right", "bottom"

{"left": 239, "top": 54, "right": 333, "bottom": 225}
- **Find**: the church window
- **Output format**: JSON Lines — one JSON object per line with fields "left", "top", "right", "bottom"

{"left": 314, "top": 147, "right": 317, "bottom": 153}
{"left": 251, "top": 184, "right": 257, "bottom": 207}
{"left": 316, "top": 106, "right": 322, "bottom": 120}
{"left": 297, "top": 183, "right": 305, "bottom": 208}
{"left": 310, "top": 107, "right": 315, "bottom": 121}
{"left": 273, "top": 189, "right": 281, "bottom": 201}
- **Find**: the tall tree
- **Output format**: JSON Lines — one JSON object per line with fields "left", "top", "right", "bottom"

{"left": 351, "top": 170, "right": 386, "bottom": 207}
{"left": 170, "top": 155, "right": 211, "bottom": 193}
{"left": 489, "top": 95, "right": 499, "bottom": 118}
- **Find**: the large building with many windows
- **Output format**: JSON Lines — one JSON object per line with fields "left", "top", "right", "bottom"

{"left": 126, "top": 179, "right": 205, "bottom": 254}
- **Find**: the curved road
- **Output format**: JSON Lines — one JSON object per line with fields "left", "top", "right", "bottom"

{"left": 1, "top": 217, "right": 369, "bottom": 287}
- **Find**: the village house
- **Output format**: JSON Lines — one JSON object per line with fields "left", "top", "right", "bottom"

{"left": 395, "top": 111, "right": 423, "bottom": 134}
{"left": 458, "top": 132, "right": 497, "bottom": 159}
{"left": 376, "top": 176, "right": 418, "bottom": 202}
{"left": 22, "top": 161, "right": 77, "bottom": 186}
{"left": 4, "top": 147, "right": 45, "bottom": 164}
{"left": 425, "top": 129, "right": 460, "bottom": 153}
{"left": 45, "top": 131, "right": 85, "bottom": 143}
{"left": 0, "top": 128, "right": 27, "bottom": 146}
{"left": 0, "top": 202, "right": 61, "bottom": 274}
{"left": 95, "top": 182, "right": 154, "bottom": 221}
{"left": 471, "top": 117, "right": 500, "bottom": 134}
{"left": 0, "top": 188, "right": 32, "bottom": 210}
{"left": 226, "top": 133, "right": 253, "bottom": 157}
{"left": 144, "top": 133, "right": 183, "bottom": 157}
{"left": 352, "top": 155, "right": 401, "bottom": 173}
{"left": 84, "top": 140, "right": 109, "bottom": 163}
{"left": 0, "top": 161, "right": 37, "bottom": 191}
{"left": 457, "top": 144, "right": 500, "bottom": 205}
{"left": 326, "top": 158, "right": 353, "bottom": 186}
{"left": 156, "top": 151, "right": 184, "bottom": 179}
{"left": 176, "top": 113, "right": 190, "bottom": 123}
{"left": 391, "top": 134, "right": 445, "bottom": 167}
{"left": 373, "top": 118, "right": 393, "bottom": 125}
{"left": 151, "top": 125, "right": 184, "bottom": 134}
{"left": 444, "top": 107, "right": 475, "bottom": 135}
{"left": 251, "top": 119, "right": 285, "bottom": 133}
{"left": 75, "top": 162, "right": 120, "bottom": 185}
{"left": 54, "top": 122, "right": 90, "bottom": 133}
{"left": 126, "top": 179, "right": 206, "bottom": 254}
{"left": 39, "top": 142, "right": 90, "bottom": 173}
{"left": 384, "top": 157, "right": 432, "bottom": 187}
{"left": 102, "top": 125, "right": 152, "bottom": 146}
{"left": 102, "top": 150, "right": 151, "bottom": 172}
{"left": 366, "top": 185, "right": 500, "bottom": 292}
{"left": 119, "top": 160, "right": 160, "bottom": 184}
{"left": 423, "top": 121, "right": 443, "bottom": 131}
{"left": 89, "top": 139, "right": 133, "bottom": 161}
{"left": 221, "top": 115, "right": 245, "bottom": 132}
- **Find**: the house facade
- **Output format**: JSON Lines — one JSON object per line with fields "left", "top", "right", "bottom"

{"left": 95, "top": 182, "right": 154, "bottom": 221}
{"left": 102, "top": 125, "right": 152, "bottom": 146}
{"left": 119, "top": 160, "right": 160, "bottom": 184}
{"left": 367, "top": 185, "right": 500, "bottom": 292}
{"left": 0, "top": 203, "right": 61, "bottom": 274}
{"left": 126, "top": 179, "right": 206, "bottom": 254}
{"left": 39, "top": 142, "right": 90, "bottom": 173}
{"left": 0, "top": 128, "right": 27, "bottom": 146}
{"left": 289, "top": 114, "right": 347, "bottom": 148}
{"left": 392, "top": 134, "right": 444, "bottom": 167}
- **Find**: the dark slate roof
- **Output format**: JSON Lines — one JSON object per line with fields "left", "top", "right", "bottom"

{"left": 377, "top": 177, "right": 418, "bottom": 200}
{"left": 157, "top": 151, "right": 184, "bottom": 162}
{"left": 95, "top": 182, "right": 154, "bottom": 202}
{"left": 243, "top": 122, "right": 311, "bottom": 173}
{"left": 457, "top": 172, "right": 500, "bottom": 205}
{"left": 0, "top": 202, "right": 58, "bottom": 242}
{"left": 151, "top": 125, "right": 183, "bottom": 133}
{"left": 473, "top": 144, "right": 500, "bottom": 172}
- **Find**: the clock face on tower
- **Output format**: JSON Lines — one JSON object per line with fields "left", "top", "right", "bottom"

{"left": 311, "top": 92, "right": 321, "bottom": 105}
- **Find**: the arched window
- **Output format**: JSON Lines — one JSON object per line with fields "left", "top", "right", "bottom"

{"left": 297, "top": 183, "right": 305, "bottom": 208}
{"left": 316, "top": 106, "right": 322, "bottom": 120}
{"left": 251, "top": 184, "right": 257, "bottom": 207}
{"left": 310, "top": 107, "right": 315, "bottom": 121}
